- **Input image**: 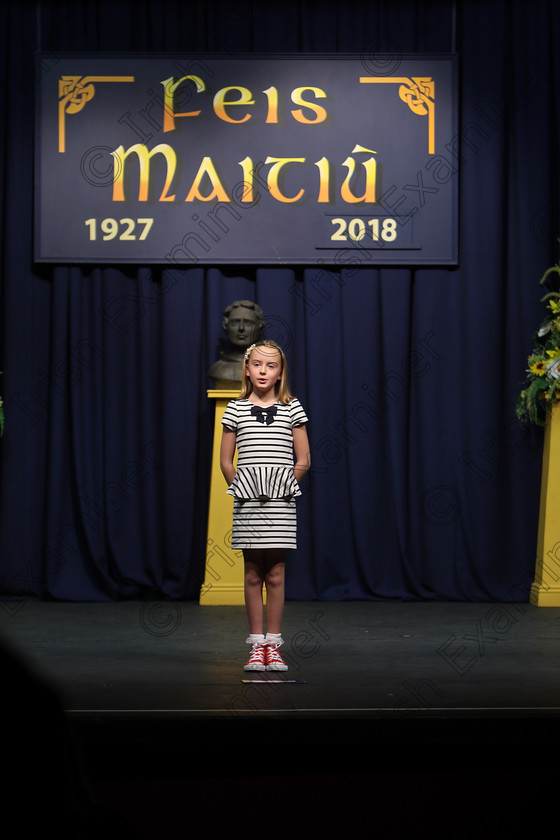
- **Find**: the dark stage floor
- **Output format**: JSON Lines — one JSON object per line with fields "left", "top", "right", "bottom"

{"left": 2, "top": 598, "right": 560, "bottom": 719}
{"left": 2, "top": 599, "right": 559, "bottom": 837}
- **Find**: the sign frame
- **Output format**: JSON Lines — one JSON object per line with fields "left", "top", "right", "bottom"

{"left": 34, "top": 52, "right": 459, "bottom": 267}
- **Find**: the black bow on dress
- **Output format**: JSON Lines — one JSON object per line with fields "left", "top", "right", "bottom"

{"left": 251, "top": 405, "right": 277, "bottom": 425}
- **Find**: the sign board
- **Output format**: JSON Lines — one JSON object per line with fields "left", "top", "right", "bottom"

{"left": 35, "top": 53, "right": 458, "bottom": 266}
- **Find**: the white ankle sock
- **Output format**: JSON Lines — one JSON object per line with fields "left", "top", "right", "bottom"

{"left": 265, "top": 632, "right": 284, "bottom": 646}
{"left": 246, "top": 633, "right": 265, "bottom": 645}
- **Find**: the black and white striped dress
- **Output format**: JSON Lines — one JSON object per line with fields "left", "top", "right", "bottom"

{"left": 222, "top": 398, "right": 309, "bottom": 550}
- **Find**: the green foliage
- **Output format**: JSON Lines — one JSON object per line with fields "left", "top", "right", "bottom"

{"left": 516, "top": 261, "right": 560, "bottom": 426}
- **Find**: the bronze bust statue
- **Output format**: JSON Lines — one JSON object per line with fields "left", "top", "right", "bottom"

{"left": 208, "top": 300, "right": 265, "bottom": 389}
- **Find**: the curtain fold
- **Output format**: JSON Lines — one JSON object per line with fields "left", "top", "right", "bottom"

{"left": 0, "top": 0, "right": 558, "bottom": 601}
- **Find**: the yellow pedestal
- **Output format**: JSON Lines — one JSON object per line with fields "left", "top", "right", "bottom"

{"left": 531, "top": 406, "right": 560, "bottom": 606}
{"left": 200, "top": 390, "right": 245, "bottom": 605}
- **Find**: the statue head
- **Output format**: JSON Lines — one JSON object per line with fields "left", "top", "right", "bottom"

{"left": 222, "top": 300, "right": 265, "bottom": 352}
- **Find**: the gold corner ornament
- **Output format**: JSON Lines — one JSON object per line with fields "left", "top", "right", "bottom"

{"left": 58, "top": 75, "right": 135, "bottom": 153}
{"left": 359, "top": 76, "right": 435, "bottom": 155}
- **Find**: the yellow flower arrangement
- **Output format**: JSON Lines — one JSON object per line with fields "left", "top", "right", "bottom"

{"left": 529, "top": 357, "right": 547, "bottom": 377}
{"left": 516, "top": 260, "right": 560, "bottom": 425}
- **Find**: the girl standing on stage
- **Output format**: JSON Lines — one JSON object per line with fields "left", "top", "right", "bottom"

{"left": 220, "top": 340, "right": 310, "bottom": 671}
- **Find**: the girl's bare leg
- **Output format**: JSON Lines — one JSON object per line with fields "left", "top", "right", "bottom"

{"left": 243, "top": 548, "right": 286, "bottom": 635}
{"left": 264, "top": 549, "right": 286, "bottom": 634}
{"left": 243, "top": 549, "right": 265, "bottom": 635}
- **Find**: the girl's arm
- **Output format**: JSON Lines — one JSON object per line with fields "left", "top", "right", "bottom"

{"left": 293, "top": 424, "right": 311, "bottom": 483}
{"left": 220, "top": 428, "right": 237, "bottom": 485}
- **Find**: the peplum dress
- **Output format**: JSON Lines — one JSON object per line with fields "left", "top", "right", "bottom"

{"left": 222, "top": 397, "right": 309, "bottom": 549}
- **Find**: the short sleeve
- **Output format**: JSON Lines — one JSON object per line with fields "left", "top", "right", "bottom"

{"left": 221, "top": 400, "right": 238, "bottom": 431}
{"left": 289, "top": 398, "right": 308, "bottom": 427}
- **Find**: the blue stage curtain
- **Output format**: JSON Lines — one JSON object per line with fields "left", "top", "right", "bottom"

{"left": 0, "top": 0, "right": 558, "bottom": 601}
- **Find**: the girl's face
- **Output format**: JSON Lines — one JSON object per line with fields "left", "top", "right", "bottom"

{"left": 246, "top": 346, "right": 282, "bottom": 397}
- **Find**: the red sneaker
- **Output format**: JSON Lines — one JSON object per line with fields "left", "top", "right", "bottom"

{"left": 244, "top": 643, "right": 266, "bottom": 671}
{"left": 265, "top": 644, "right": 288, "bottom": 671}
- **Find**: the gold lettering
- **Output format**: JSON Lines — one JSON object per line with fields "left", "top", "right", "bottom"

{"left": 291, "top": 87, "right": 328, "bottom": 124}
{"left": 263, "top": 86, "right": 279, "bottom": 124}
{"left": 161, "top": 75, "right": 205, "bottom": 132}
{"left": 340, "top": 145, "right": 377, "bottom": 204}
{"left": 112, "top": 143, "right": 177, "bottom": 202}
{"left": 314, "top": 156, "right": 331, "bottom": 203}
{"left": 213, "top": 86, "right": 254, "bottom": 123}
{"left": 185, "top": 156, "right": 230, "bottom": 202}
{"left": 238, "top": 156, "right": 259, "bottom": 203}
{"left": 264, "top": 156, "right": 306, "bottom": 203}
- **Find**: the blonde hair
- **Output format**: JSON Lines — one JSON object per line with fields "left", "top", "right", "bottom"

{"left": 239, "top": 340, "right": 294, "bottom": 404}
